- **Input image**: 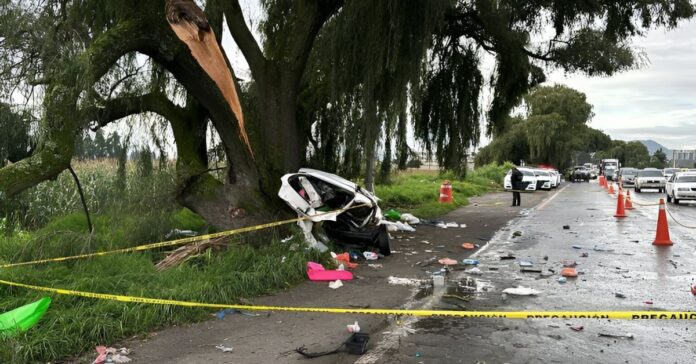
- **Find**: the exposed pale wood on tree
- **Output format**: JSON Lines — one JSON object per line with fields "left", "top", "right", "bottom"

{"left": 165, "top": 0, "right": 253, "bottom": 156}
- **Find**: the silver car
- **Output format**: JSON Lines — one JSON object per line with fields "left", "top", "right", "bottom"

{"left": 634, "top": 169, "right": 666, "bottom": 193}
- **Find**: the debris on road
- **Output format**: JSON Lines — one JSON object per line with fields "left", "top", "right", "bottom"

{"left": 557, "top": 277, "right": 567, "bottom": 284}
{"left": 644, "top": 300, "right": 653, "bottom": 305}
{"left": 570, "top": 325, "right": 584, "bottom": 332}
{"left": 692, "top": 286, "right": 696, "bottom": 296}
{"left": 461, "top": 259, "right": 480, "bottom": 265}
{"left": 518, "top": 260, "right": 534, "bottom": 267}
{"left": 461, "top": 243, "right": 476, "bottom": 250}
{"left": 521, "top": 268, "right": 542, "bottom": 273}
{"left": 215, "top": 345, "right": 234, "bottom": 353}
{"left": 593, "top": 245, "right": 614, "bottom": 252}
{"left": 580, "top": 252, "right": 589, "bottom": 258}
{"left": 572, "top": 245, "right": 583, "bottom": 249}
{"left": 512, "top": 231, "right": 523, "bottom": 238}
{"left": 332, "top": 252, "right": 358, "bottom": 269}
{"left": 598, "top": 332, "right": 634, "bottom": 340}
{"left": 499, "top": 254, "right": 516, "bottom": 260}
{"left": 563, "top": 225, "right": 570, "bottom": 230}
{"left": 368, "top": 264, "right": 382, "bottom": 269}
{"left": 615, "top": 293, "right": 626, "bottom": 299}
{"left": 307, "top": 262, "right": 353, "bottom": 281}
{"left": 561, "top": 267, "right": 578, "bottom": 277}
{"left": 92, "top": 347, "right": 132, "bottom": 364}
{"left": 347, "top": 321, "right": 360, "bottom": 333}
{"left": 388, "top": 276, "right": 422, "bottom": 286}
{"left": 438, "top": 258, "right": 458, "bottom": 265}
{"left": 562, "top": 260, "right": 577, "bottom": 267}
{"left": 502, "top": 286, "right": 540, "bottom": 296}
{"left": 329, "top": 280, "right": 343, "bottom": 289}
{"left": 432, "top": 275, "right": 445, "bottom": 287}
{"left": 467, "top": 267, "right": 483, "bottom": 275}
{"left": 363, "top": 251, "right": 379, "bottom": 260}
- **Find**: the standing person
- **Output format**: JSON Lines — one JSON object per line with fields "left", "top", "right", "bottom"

{"left": 511, "top": 166, "right": 523, "bottom": 207}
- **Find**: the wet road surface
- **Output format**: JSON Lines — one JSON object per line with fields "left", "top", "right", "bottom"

{"left": 369, "top": 181, "right": 696, "bottom": 363}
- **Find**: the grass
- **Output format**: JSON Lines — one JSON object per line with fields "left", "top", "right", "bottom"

{"left": 0, "top": 216, "right": 320, "bottom": 363}
{"left": 374, "top": 163, "right": 512, "bottom": 218}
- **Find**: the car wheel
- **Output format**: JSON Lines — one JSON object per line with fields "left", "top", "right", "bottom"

{"left": 377, "top": 225, "right": 391, "bottom": 256}
{"left": 674, "top": 195, "right": 680, "bottom": 205}
{"left": 667, "top": 194, "right": 672, "bottom": 203}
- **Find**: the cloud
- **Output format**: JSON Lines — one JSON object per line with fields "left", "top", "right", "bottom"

{"left": 546, "top": 20, "right": 696, "bottom": 149}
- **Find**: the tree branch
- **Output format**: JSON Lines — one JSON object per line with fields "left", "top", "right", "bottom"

{"left": 85, "top": 91, "right": 187, "bottom": 131}
{"left": 220, "top": 0, "right": 266, "bottom": 76}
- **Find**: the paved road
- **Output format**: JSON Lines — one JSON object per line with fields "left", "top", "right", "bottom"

{"left": 368, "top": 181, "right": 696, "bottom": 363}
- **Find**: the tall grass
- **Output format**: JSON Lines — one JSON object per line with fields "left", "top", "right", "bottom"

{"left": 375, "top": 163, "right": 511, "bottom": 218}
{"left": 0, "top": 159, "right": 179, "bottom": 232}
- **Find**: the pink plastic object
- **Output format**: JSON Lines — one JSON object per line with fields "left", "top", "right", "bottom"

{"left": 92, "top": 346, "right": 107, "bottom": 364}
{"left": 307, "top": 262, "right": 353, "bottom": 281}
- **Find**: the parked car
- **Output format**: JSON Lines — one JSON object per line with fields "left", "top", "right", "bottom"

{"left": 504, "top": 167, "right": 538, "bottom": 192}
{"left": 571, "top": 166, "right": 590, "bottom": 182}
{"left": 278, "top": 168, "right": 391, "bottom": 255}
{"left": 547, "top": 170, "right": 559, "bottom": 188}
{"left": 665, "top": 171, "right": 696, "bottom": 204}
{"left": 634, "top": 168, "right": 666, "bottom": 193}
{"left": 533, "top": 169, "right": 553, "bottom": 190}
{"left": 618, "top": 167, "right": 638, "bottom": 186}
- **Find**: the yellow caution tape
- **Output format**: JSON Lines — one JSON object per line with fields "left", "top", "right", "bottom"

{"left": 0, "top": 204, "right": 368, "bottom": 269}
{"left": 0, "top": 278, "right": 694, "bottom": 319}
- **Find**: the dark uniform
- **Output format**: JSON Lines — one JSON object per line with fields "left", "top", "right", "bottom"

{"left": 511, "top": 167, "right": 523, "bottom": 206}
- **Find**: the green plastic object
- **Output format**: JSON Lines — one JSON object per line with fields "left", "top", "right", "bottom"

{"left": 0, "top": 297, "right": 51, "bottom": 337}
{"left": 383, "top": 209, "right": 401, "bottom": 221}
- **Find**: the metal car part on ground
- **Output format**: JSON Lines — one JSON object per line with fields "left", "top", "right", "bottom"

{"left": 278, "top": 168, "right": 391, "bottom": 255}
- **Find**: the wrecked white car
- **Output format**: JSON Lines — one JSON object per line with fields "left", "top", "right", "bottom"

{"left": 278, "top": 168, "right": 391, "bottom": 255}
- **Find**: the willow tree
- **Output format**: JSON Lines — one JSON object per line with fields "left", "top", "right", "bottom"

{"left": 419, "top": 0, "right": 693, "bottom": 174}
{"left": 299, "top": 0, "right": 450, "bottom": 190}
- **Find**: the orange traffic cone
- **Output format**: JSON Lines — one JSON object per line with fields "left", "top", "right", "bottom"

{"left": 625, "top": 190, "right": 634, "bottom": 210}
{"left": 599, "top": 176, "right": 606, "bottom": 188}
{"left": 652, "top": 199, "right": 673, "bottom": 246}
{"left": 614, "top": 191, "right": 627, "bottom": 218}
{"left": 607, "top": 183, "right": 615, "bottom": 195}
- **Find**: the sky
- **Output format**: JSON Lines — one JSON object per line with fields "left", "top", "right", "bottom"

{"left": 544, "top": 20, "right": 696, "bottom": 150}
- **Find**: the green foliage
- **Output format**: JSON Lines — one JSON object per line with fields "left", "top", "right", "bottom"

{"left": 477, "top": 85, "right": 598, "bottom": 170}
{"left": 651, "top": 148, "right": 668, "bottom": 168}
{"left": 137, "top": 147, "right": 154, "bottom": 178}
{"left": 0, "top": 103, "right": 33, "bottom": 165}
{"left": 0, "top": 231, "right": 320, "bottom": 363}
{"left": 375, "top": 163, "right": 508, "bottom": 218}
{"left": 413, "top": 44, "right": 482, "bottom": 178}
{"left": 0, "top": 160, "right": 177, "bottom": 231}
{"left": 595, "top": 140, "right": 652, "bottom": 168}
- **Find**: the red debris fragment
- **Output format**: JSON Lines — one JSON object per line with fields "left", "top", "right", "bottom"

{"left": 644, "top": 301, "right": 653, "bottom": 305}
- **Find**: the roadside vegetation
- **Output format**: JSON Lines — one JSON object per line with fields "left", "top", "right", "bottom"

{"left": 376, "top": 163, "right": 511, "bottom": 218}
{"left": 0, "top": 161, "right": 320, "bottom": 363}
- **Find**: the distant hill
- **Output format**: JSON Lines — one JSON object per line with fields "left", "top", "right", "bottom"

{"left": 640, "top": 140, "right": 673, "bottom": 159}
